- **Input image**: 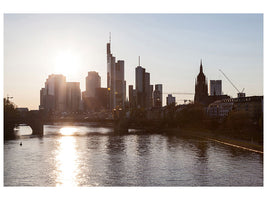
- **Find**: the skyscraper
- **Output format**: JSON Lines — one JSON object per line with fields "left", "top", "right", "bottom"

{"left": 86, "top": 71, "right": 101, "bottom": 98}
{"left": 153, "top": 84, "right": 163, "bottom": 108}
{"left": 39, "top": 74, "right": 67, "bottom": 112}
{"left": 210, "top": 80, "right": 222, "bottom": 96}
{"left": 135, "top": 66, "right": 145, "bottom": 108}
{"left": 194, "top": 60, "right": 208, "bottom": 104}
{"left": 107, "top": 37, "right": 126, "bottom": 109}
{"left": 66, "top": 82, "right": 81, "bottom": 112}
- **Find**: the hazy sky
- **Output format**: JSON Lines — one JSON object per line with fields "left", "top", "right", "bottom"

{"left": 4, "top": 14, "right": 263, "bottom": 110}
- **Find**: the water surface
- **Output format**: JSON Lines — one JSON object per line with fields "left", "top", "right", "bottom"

{"left": 4, "top": 124, "right": 263, "bottom": 186}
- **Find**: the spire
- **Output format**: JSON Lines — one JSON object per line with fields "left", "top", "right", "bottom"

{"left": 200, "top": 59, "right": 203, "bottom": 73}
{"left": 109, "top": 32, "right": 111, "bottom": 44}
{"left": 138, "top": 56, "right": 140, "bottom": 66}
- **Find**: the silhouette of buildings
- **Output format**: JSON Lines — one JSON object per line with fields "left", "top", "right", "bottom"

{"left": 167, "top": 94, "right": 176, "bottom": 106}
{"left": 95, "top": 88, "right": 108, "bottom": 110}
{"left": 128, "top": 85, "right": 137, "bottom": 108}
{"left": 194, "top": 60, "right": 208, "bottom": 105}
{"left": 66, "top": 82, "right": 81, "bottom": 112}
{"left": 194, "top": 61, "right": 229, "bottom": 106}
{"left": 107, "top": 38, "right": 126, "bottom": 109}
{"left": 153, "top": 84, "right": 163, "bottom": 108}
{"left": 210, "top": 80, "right": 222, "bottom": 96}
{"left": 129, "top": 58, "right": 154, "bottom": 109}
{"left": 85, "top": 71, "right": 101, "bottom": 98}
{"left": 40, "top": 74, "right": 81, "bottom": 112}
{"left": 40, "top": 74, "right": 67, "bottom": 112}
{"left": 207, "top": 96, "right": 263, "bottom": 119}
{"left": 135, "top": 65, "right": 146, "bottom": 108}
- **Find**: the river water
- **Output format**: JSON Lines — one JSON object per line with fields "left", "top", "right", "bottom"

{"left": 4, "top": 123, "right": 263, "bottom": 186}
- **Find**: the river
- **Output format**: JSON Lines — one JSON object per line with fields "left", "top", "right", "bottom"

{"left": 4, "top": 123, "right": 263, "bottom": 186}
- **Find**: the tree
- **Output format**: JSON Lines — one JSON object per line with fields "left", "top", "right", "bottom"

{"left": 4, "top": 98, "right": 20, "bottom": 139}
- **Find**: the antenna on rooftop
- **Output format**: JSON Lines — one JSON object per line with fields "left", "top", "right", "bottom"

{"left": 109, "top": 32, "right": 111, "bottom": 43}
{"left": 138, "top": 56, "right": 140, "bottom": 66}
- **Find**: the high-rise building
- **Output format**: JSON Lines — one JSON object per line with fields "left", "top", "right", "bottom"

{"left": 40, "top": 74, "right": 67, "bottom": 112}
{"left": 134, "top": 60, "right": 153, "bottom": 109}
{"left": 115, "top": 60, "right": 126, "bottom": 107}
{"left": 107, "top": 38, "right": 126, "bottom": 109}
{"left": 86, "top": 71, "right": 101, "bottom": 98}
{"left": 95, "top": 88, "right": 108, "bottom": 109}
{"left": 66, "top": 82, "right": 81, "bottom": 112}
{"left": 144, "top": 72, "right": 151, "bottom": 108}
{"left": 210, "top": 80, "right": 222, "bottom": 96}
{"left": 149, "top": 85, "right": 154, "bottom": 108}
{"left": 167, "top": 94, "right": 176, "bottom": 106}
{"left": 194, "top": 60, "right": 208, "bottom": 104}
{"left": 135, "top": 66, "right": 145, "bottom": 108}
{"left": 153, "top": 84, "right": 163, "bottom": 108}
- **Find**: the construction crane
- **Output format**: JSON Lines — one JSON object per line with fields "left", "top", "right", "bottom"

{"left": 219, "top": 69, "right": 245, "bottom": 98}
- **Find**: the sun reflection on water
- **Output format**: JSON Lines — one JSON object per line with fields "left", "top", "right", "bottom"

{"left": 55, "top": 127, "right": 79, "bottom": 187}
{"left": 60, "top": 127, "right": 77, "bottom": 136}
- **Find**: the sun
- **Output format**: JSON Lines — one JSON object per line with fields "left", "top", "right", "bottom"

{"left": 54, "top": 50, "right": 81, "bottom": 77}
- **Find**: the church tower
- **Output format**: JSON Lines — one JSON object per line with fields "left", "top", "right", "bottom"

{"left": 194, "top": 60, "right": 208, "bottom": 104}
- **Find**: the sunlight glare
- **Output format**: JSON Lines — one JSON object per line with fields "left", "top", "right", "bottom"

{"left": 54, "top": 50, "right": 81, "bottom": 77}
{"left": 60, "top": 127, "right": 77, "bottom": 136}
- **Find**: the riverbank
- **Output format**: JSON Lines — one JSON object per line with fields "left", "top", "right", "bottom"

{"left": 163, "top": 128, "right": 263, "bottom": 153}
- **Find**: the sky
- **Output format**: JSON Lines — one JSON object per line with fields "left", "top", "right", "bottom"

{"left": 4, "top": 14, "right": 263, "bottom": 110}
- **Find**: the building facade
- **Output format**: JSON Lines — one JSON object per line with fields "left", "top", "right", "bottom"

{"left": 210, "top": 80, "right": 222, "bottom": 96}
{"left": 85, "top": 71, "right": 101, "bottom": 98}
{"left": 66, "top": 82, "right": 81, "bottom": 112}
{"left": 167, "top": 94, "right": 176, "bottom": 106}
{"left": 40, "top": 74, "right": 67, "bottom": 112}
{"left": 107, "top": 41, "right": 126, "bottom": 109}
{"left": 153, "top": 84, "right": 163, "bottom": 108}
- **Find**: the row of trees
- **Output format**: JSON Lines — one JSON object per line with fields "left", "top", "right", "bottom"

{"left": 163, "top": 103, "right": 263, "bottom": 143}
{"left": 127, "top": 103, "right": 262, "bottom": 143}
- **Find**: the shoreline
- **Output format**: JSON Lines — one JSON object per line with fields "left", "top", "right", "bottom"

{"left": 164, "top": 128, "right": 263, "bottom": 154}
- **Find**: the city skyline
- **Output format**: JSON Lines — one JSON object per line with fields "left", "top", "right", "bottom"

{"left": 4, "top": 14, "right": 263, "bottom": 109}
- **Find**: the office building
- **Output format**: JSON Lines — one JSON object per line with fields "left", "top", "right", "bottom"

{"left": 135, "top": 66, "right": 145, "bottom": 108}
{"left": 95, "top": 88, "right": 108, "bottom": 110}
{"left": 107, "top": 38, "right": 126, "bottom": 109}
{"left": 40, "top": 74, "right": 67, "bottom": 112}
{"left": 210, "top": 80, "right": 222, "bottom": 96}
{"left": 86, "top": 71, "right": 101, "bottom": 98}
{"left": 153, "top": 84, "right": 163, "bottom": 108}
{"left": 167, "top": 94, "right": 176, "bottom": 106}
{"left": 66, "top": 82, "right": 81, "bottom": 112}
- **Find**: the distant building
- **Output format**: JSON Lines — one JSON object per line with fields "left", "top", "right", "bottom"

{"left": 107, "top": 39, "right": 126, "bottom": 109}
{"left": 210, "top": 80, "right": 222, "bottom": 96}
{"left": 135, "top": 62, "right": 153, "bottom": 109}
{"left": 153, "top": 84, "right": 163, "bottom": 108}
{"left": 194, "top": 60, "right": 208, "bottom": 105}
{"left": 39, "top": 74, "right": 67, "bottom": 112}
{"left": 167, "top": 94, "right": 176, "bottom": 106}
{"left": 207, "top": 96, "right": 263, "bottom": 119}
{"left": 66, "top": 82, "right": 81, "bottom": 112}
{"left": 95, "top": 88, "right": 108, "bottom": 110}
{"left": 136, "top": 66, "right": 145, "bottom": 108}
{"left": 207, "top": 100, "right": 233, "bottom": 118}
{"left": 85, "top": 71, "right": 101, "bottom": 98}
{"left": 129, "top": 85, "right": 135, "bottom": 108}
